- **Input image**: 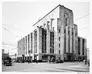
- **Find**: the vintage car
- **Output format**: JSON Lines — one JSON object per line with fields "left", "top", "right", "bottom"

{"left": 55, "top": 60, "right": 64, "bottom": 63}
{"left": 3, "top": 57, "right": 12, "bottom": 66}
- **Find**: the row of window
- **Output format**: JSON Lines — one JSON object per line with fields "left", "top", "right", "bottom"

{"left": 42, "top": 29, "right": 47, "bottom": 53}
{"left": 50, "top": 32, "right": 54, "bottom": 53}
{"left": 78, "top": 38, "right": 85, "bottom": 55}
{"left": 58, "top": 28, "right": 76, "bottom": 36}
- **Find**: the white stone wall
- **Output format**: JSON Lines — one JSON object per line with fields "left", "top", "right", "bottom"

{"left": 34, "top": 30, "right": 37, "bottom": 53}
{"left": 84, "top": 39, "right": 87, "bottom": 56}
{"left": 39, "top": 28, "right": 42, "bottom": 54}
{"left": 26, "top": 35, "right": 28, "bottom": 55}
{"left": 70, "top": 28, "right": 72, "bottom": 53}
{"left": 74, "top": 24, "right": 78, "bottom": 59}
{"left": 32, "top": 31, "right": 34, "bottom": 60}
{"left": 66, "top": 26, "right": 68, "bottom": 53}
{"left": 37, "top": 27, "right": 39, "bottom": 54}
{"left": 46, "top": 29, "right": 50, "bottom": 54}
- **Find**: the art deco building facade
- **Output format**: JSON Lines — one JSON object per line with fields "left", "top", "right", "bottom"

{"left": 17, "top": 5, "right": 87, "bottom": 62}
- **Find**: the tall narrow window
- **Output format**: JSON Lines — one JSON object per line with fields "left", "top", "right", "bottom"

{"left": 72, "top": 28, "right": 73, "bottom": 36}
{"left": 59, "top": 50, "right": 60, "bottom": 54}
{"left": 75, "top": 32, "right": 77, "bottom": 36}
{"left": 50, "top": 32, "right": 54, "bottom": 53}
{"left": 59, "top": 43, "right": 60, "bottom": 48}
{"left": 82, "top": 39, "right": 85, "bottom": 55}
{"left": 64, "top": 28, "right": 66, "bottom": 34}
{"left": 78, "top": 38, "right": 80, "bottom": 55}
{"left": 65, "top": 18, "right": 67, "bottom": 26}
{"left": 59, "top": 37, "right": 60, "bottom": 41}
{"left": 58, "top": 29, "right": 60, "bottom": 33}
{"left": 68, "top": 27, "right": 70, "bottom": 35}
{"left": 64, "top": 27, "right": 66, "bottom": 53}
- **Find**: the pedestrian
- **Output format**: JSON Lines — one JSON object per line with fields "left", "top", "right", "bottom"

{"left": 36, "top": 59, "right": 38, "bottom": 64}
{"left": 88, "top": 60, "right": 90, "bottom": 66}
{"left": 28, "top": 59, "right": 29, "bottom": 64}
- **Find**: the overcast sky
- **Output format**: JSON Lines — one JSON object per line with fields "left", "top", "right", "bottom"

{"left": 2, "top": 2, "right": 90, "bottom": 54}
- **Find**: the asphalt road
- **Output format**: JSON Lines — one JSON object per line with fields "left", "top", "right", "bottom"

{"left": 2, "top": 62, "right": 89, "bottom": 72}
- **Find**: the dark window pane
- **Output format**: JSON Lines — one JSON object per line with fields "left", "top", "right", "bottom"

{"left": 59, "top": 50, "right": 60, "bottom": 54}
{"left": 59, "top": 37, "right": 60, "bottom": 41}
{"left": 58, "top": 29, "right": 60, "bottom": 33}
{"left": 59, "top": 43, "right": 60, "bottom": 48}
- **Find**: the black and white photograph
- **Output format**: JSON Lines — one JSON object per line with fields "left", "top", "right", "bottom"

{"left": 1, "top": 1, "right": 91, "bottom": 73}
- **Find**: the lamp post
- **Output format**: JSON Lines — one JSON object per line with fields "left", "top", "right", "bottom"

{"left": 15, "top": 53, "right": 17, "bottom": 62}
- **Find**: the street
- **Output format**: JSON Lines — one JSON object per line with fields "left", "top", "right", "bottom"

{"left": 2, "top": 62, "right": 89, "bottom": 72}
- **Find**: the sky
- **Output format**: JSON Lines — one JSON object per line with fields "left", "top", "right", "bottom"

{"left": 2, "top": 2, "right": 90, "bottom": 54}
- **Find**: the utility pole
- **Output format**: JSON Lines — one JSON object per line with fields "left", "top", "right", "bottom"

{"left": 15, "top": 54, "right": 17, "bottom": 62}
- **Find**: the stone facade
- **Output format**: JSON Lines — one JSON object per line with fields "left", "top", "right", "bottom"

{"left": 17, "top": 5, "right": 87, "bottom": 62}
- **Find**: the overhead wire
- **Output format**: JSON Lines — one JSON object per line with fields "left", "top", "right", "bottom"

{"left": 3, "top": 24, "right": 29, "bottom": 33}
{"left": 2, "top": 26, "right": 23, "bottom": 38}
{"left": 74, "top": 13, "right": 89, "bottom": 32}
{"left": 75, "top": 13, "right": 89, "bottom": 21}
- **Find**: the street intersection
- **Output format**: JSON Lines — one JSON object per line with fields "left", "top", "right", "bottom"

{"left": 2, "top": 62, "right": 89, "bottom": 72}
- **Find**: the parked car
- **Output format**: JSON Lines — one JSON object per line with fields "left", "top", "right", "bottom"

{"left": 87, "top": 59, "right": 90, "bottom": 66}
{"left": 84, "top": 59, "right": 90, "bottom": 66}
{"left": 56, "top": 60, "right": 64, "bottom": 63}
{"left": 3, "top": 57, "right": 12, "bottom": 66}
{"left": 50, "top": 58, "right": 55, "bottom": 63}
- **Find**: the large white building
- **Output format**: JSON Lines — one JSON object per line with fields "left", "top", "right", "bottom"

{"left": 17, "top": 5, "right": 87, "bottom": 62}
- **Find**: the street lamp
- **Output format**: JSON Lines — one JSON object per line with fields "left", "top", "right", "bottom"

{"left": 15, "top": 54, "right": 17, "bottom": 62}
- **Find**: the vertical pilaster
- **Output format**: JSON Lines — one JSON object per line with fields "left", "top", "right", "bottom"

{"left": 26, "top": 35, "right": 28, "bottom": 55}
{"left": 32, "top": 31, "right": 34, "bottom": 60}
{"left": 30, "top": 33, "right": 31, "bottom": 54}
{"left": 46, "top": 29, "right": 50, "bottom": 54}
{"left": 66, "top": 26, "right": 68, "bottom": 53}
{"left": 84, "top": 39, "right": 87, "bottom": 56}
{"left": 60, "top": 25, "right": 64, "bottom": 60}
{"left": 39, "top": 27, "right": 42, "bottom": 54}
{"left": 70, "top": 27, "right": 72, "bottom": 53}
{"left": 73, "top": 27, "right": 75, "bottom": 53}
{"left": 37, "top": 27, "right": 39, "bottom": 54}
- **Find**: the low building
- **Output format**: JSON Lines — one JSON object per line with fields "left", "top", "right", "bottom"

{"left": 2, "top": 49, "right": 9, "bottom": 61}
{"left": 77, "top": 37, "right": 87, "bottom": 61}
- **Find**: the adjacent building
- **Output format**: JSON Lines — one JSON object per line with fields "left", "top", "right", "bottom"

{"left": 77, "top": 37, "right": 87, "bottom": 61}
{"left": 17, "top": 5, "right": 87, "bottom": 62}
{"left": 2, "top": 49, "right": 9, "bottom": 61}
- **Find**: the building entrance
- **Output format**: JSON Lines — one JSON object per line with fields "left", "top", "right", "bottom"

{"left": 42, "top": 54, "right": 55, "bottom": 62}
{"left": 65, "top": 53, "right": 74, "bottom": 61}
